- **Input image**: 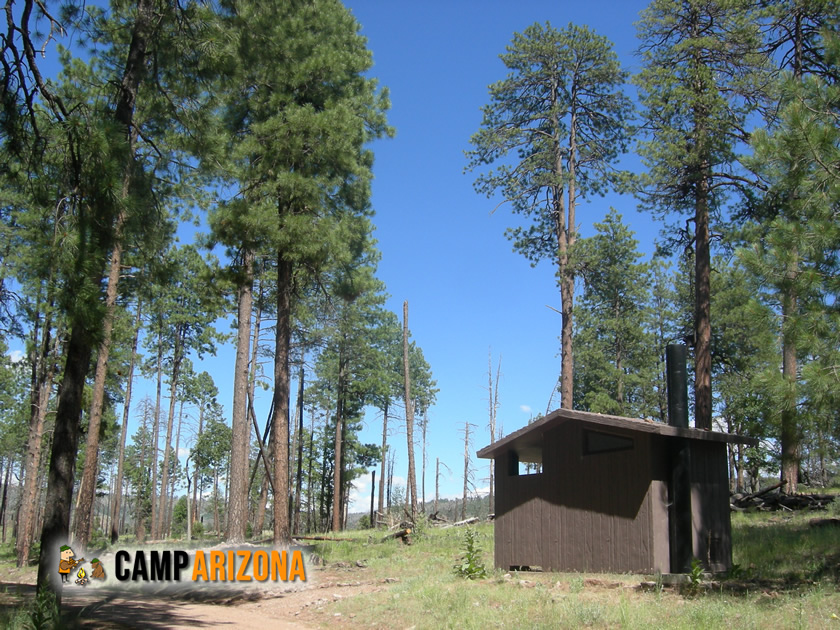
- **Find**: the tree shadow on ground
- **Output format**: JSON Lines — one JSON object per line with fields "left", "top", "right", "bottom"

{"left": 0, "top": 582, "right": 261, "bottom": 629}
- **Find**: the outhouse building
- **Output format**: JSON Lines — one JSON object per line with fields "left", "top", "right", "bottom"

{"left": 477, "top": 408, "right": 755, "bottom": 574}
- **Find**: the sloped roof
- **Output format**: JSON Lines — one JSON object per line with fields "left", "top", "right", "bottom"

{"left": 476, "top": 407, "right": 757, "bottom": 460}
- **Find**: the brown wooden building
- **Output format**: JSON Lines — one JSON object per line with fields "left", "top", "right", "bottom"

{"left": 477, "top": 408, "right": 755, "bottom": 574}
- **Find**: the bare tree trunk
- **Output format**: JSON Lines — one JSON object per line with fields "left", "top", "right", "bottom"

{"left": 110, "top": 302, "right": 141, "bottom": 543}
{"left": 434, "top": 458, "right": 439, "bottom": 515}
{"left": 462, "top": 423, "right": 471, "bottom": 521}
{"left": 377, "top": 399, "right": 389, "bottom": 523}
{"left": 421, "top": 410, "right": 428, "bottom": 512}
{"left": 386, "top": 448, "right": 395, "bottom": 513}
{"left": 487, "top": 352, "right": 500, "bottom": 515}
{"left": 402, "top": 301, "right": 417, "bottom": 517}
{"left": 228, "top": 249, "right": 254, "bottom": 542}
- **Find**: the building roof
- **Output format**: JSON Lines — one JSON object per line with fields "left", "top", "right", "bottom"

{"left": 476, "top": 407, "right": 758, "bottom": 461}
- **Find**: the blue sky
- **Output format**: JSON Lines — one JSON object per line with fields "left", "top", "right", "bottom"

{"left": 8, "top": 0, "right": 667, "bottom": 515}
{"left": 338, "top": 0, "right": 656, "bottom": 510}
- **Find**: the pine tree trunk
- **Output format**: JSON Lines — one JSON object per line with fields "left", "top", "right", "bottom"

{"left": 294, "top": 360, "right": 305, "bottom": 535}
{"left": 228, "top": 249, "right": 254, "bottom": 542}
{"left": 272, "top": 254, "right": 293, "bottom": 544}
{"left": 306, "top": 412, "right": 315, "bottom": 533}
{"left": 150, "top": 326, "right": 163, "bottom": 539}
{"left": 16, "top": 327, "right": 58, "bottom": 567}
{"left": 166, "top": 400, "right": 184, "bottom": 537}
{"left": 332, "top": 344, "right": 347, "bottom": 532}
{"left": 157, "top": 327, "right": 184, "bottom": 540}
{"left": 694, "top": 160, "right": 713, "bottom": 430}
{"left": 136, "top": 410, "right": 149, "bottom": 543}
{"left": 223, "top": 459, "right": 230, "bottom": 533}
{"left": 781, "top": 290, "right": 799, "bottom": 493}
{"left": 35, "top": 323, "right": 93, "bottom": 597}
{"left": 0, "top": 457, "right": 12, "bottom": 543}
{"left": 248, "top": 276, "right": 264, "bottom": 535}
{"left": 35, "top": 0, "right": 155, "bottom": 596}
{"left": 110, "top": 302, "right": 141, "bottom": 543}
{"left": 213, "top": 467, "right": 219, "bottom": 534}
{"left": 192, "top": 404, "right": 204, "bottom": 525}
{"left": 73, "top": 224, "right": 126, "bottom": 550}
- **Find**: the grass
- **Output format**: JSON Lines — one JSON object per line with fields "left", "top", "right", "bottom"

{"left": 3, "top": 511, "right": 840, "bottom": 628}
{"left": 306, "top": 514, "right": 840, "bottom": 629}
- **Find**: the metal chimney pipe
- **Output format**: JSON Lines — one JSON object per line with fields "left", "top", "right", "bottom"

{"left": 666, "top": 344, "right": 692, "bottom": 573}
{"left": 666, "top": 344, "right": 689, "bottom": 429}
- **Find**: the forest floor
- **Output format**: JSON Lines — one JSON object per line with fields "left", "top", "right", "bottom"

{"left": 4, "top": 507, "right": 840, "bottom": 628}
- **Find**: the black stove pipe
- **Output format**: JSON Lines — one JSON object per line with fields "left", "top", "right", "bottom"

{"left": 666, "top": 344, "right": 692, "bottom": 573}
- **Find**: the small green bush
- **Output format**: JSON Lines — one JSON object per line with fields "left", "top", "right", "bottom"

{"left": 454, "top": 526, "right": 487, "bottom": 580}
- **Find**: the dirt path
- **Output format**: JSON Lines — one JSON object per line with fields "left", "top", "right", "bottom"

{"left": 2, "top": 564, "right": 389, "bottom": 629}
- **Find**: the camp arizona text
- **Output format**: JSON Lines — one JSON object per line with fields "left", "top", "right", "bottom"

{"left": 115, "top": 549, "right": 306, "bottom": 582}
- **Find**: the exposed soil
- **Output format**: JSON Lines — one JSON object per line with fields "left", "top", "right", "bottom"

{"left": 1, "top": 562, "right": 389, "bottom": 629}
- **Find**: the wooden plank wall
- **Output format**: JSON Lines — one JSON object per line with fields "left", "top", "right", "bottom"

{"left": 494, "top": 421, "right": 665, "bottom": 573}
{"left": 690, "top": 441, "right": 732, "bottom": 572}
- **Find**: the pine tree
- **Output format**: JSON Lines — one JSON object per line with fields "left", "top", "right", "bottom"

{"left": 208, "top": 0, "right": 390, "bottom": 544}
{"left": 573, "top": 209, "right": 654, "bottom": 418}
{"left": 740, "top": 21, "right": 840, "bottom": 491}
{"left": 467, "top": 22, "right": 632, "bottom": 409}
{"left": 634, "top": 0, "right": 765, "bottom": 429}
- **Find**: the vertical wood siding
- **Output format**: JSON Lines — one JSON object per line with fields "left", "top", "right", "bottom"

{"left": 492, "top": 417, "right": 734, "bottom": 574}
{"left": 495, "top": 421, "right": 663, "bottom": 573}
{"left": 690, "top": 441, "right": 732, "bottom": 572}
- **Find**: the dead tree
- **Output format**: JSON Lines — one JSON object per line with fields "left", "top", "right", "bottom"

{"left": 461, "top": 422, "right": 476, "bottom": 521}
{"left": 487, "top": 351, "right": 501, "bottom": 515}
{"left": 402, "top": 301, "right": 417, "bottom": 518}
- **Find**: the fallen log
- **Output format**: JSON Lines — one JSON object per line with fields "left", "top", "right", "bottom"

{"left": 443, "top": 517, "right": 479, "bottom": 529}
{"left": 733, "top": 481, "right": 784, "bottom": 506}
{"left": 382, "top": 528, "right": 412, "bottom": 544}
{"left": 293, "top": 535, "right": 363, "bottom": 542}
{"left": 731, "top": 483, "right": 835, "bottom": 512}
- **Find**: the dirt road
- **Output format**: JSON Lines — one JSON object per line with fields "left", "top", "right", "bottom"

{"left": 2, "top": 564, "right": 389, "bottom": 629}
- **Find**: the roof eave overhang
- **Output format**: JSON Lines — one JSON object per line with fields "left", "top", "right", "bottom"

{"left": 476, "top": 408, "right": 758, "bottom": 460}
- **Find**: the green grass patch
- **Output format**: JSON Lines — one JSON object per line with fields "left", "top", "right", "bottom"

{"left": 732, "top": 510, "right": 840, "bottom": 584}
{"left": 307, "top": 515, "right": 840, "bottom": 629}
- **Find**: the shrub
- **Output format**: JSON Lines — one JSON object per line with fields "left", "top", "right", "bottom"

{"left": 454, "top": 526, "right": 487, "bottom": 580}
